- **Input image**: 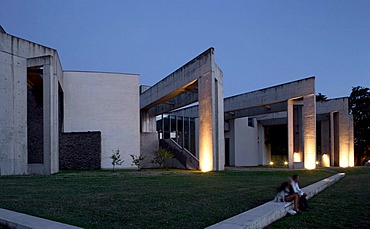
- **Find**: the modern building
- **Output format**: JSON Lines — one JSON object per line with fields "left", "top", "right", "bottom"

{"left": 0, "top": 27, "right": 354, "bottom": 176}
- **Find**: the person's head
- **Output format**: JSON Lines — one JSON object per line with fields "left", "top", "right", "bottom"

{"left": 292, "top": 175, "right": 299, "bottom": 182}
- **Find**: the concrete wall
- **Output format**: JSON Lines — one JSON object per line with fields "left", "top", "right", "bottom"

{"left": 63, "top": 71, "right": 140, "bottom": 169}
{"left": 230, "top": 117, "right": 259, "bottom": 166}
{"left": 0, "top": 31, "right": 62, "bottom": 175}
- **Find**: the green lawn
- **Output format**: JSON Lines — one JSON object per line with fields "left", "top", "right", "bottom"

{"left": 0, "top": 169, "right": 335, "bottom": 228}
{"left": 267, "top": 167, "right": 370, "bottom": 229}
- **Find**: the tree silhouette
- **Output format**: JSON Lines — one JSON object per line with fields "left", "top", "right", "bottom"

{"left": 316, "top": 93, "right": 328, "bottom": 102}
{"left": 349, "top": 86, "right": 370, "bottom": 165}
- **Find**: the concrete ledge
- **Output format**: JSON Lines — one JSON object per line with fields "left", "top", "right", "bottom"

{"left": 206, "top": 173, "right": 345, "bottom": 229}
{"left": 0, "top": 208, "right": 83, "bottom": 229}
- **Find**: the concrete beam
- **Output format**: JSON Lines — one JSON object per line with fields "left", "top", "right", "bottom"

{"left": 224, "top": 77, "right": 315, "bottom": 112}
{"left": 140, "top": 48, "right": 213, "bottom": 110}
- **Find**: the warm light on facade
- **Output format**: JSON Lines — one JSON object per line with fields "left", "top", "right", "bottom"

{"left": 315, "top": 161, "right": 319, "bottom": 165}
{"left": 293, "top": 152, "right": 301, "bottom": 162}
{"left": 322, "top": 154, "right": 330, "bottom": 167}
{"left": 304, "top": 142, "right": 316, "bottom": 170}
{"left": 199, "top": 134, "right": 213, "bottom": 172}
{"left": 339, "top": 150, "right": 349, "bottom": 168}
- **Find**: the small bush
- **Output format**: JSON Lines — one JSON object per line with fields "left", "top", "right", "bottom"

{"left": 110, "top": 149, "right": 124, "bottom": 170}
{"left": 151, "top": 147, "right": 174, "bottom": 169}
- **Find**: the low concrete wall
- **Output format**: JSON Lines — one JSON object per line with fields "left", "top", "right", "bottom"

{"left": 0, "top": 208, "right": 82, "bottom": 229}
{"left": 206, "top": 173, "right": 345, "bottom": 229}
{"left": 59, "top": 132, "right": 101, "bottom": 170}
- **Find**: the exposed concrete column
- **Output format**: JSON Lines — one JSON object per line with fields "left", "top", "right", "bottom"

{"left": 349, "top": 114, "right": 355, "bottom": 167}
{"left": 303, "top": 95, "right": 316, "bottom": 169}
{"left": 330, "top": 112, "right": 335, "bottom": 166}
{"left": 320, "top": 120, "right": 331, "bottom": 167}
{"left": 338, "top": 110, "right": 353, "bottom": 167}
{"left": 42, "top": 57, "right": 59, "bottom": 174}
{"left": 198, "top": 65, "right": 224, "bottom": 172}
{"left": 140, "top": 111, "right": 157, "bottom": 133}
{"left": 287, "top": 99, "right": 294, "bottom": 168}
{"left": 257, "top": 122, "right": 269, "bottom": 165}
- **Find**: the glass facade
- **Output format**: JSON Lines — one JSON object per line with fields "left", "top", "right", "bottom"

{"left": 157, "top": 114, "right": 196, "bottom": 156}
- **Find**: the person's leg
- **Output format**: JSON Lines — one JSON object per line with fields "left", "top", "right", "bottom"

{"left": 301, "top": 196, "right": 309, "bottom": 210}
{"left": 285, "top": 194, "right": 299, "bottom": 211}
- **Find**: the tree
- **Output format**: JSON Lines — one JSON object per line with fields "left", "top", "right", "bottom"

{"left": 316, "top": 93, "right": 328, "bottom": 102}
{"left": 349, "top": 86, "right": 370, "bottom": 165}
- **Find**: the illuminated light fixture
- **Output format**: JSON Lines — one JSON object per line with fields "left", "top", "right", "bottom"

{"left": 315, "top": 161, "right": 320, "bottom": 165}
{"left": 269, "top": 161, "right": 274, "bottom": 166}
{"left": 293, "top": 152, "right": 301, "bottom": 162}
{"left": 284, "top": 161, "right": 288, "bottom": 166}
{"left": 322, "top": 154, "right": 330, "bottom": 167}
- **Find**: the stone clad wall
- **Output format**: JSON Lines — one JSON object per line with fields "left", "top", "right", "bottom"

{"left": 59, "top": 132, "right": 101, "bottom": 170}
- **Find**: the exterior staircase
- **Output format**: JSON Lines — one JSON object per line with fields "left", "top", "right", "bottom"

{"left": 160, "top": 139, "right": 199, "bottom": 170}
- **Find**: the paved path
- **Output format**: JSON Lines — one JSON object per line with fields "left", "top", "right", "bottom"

{"left": 206, "top": 173, "right": 345, "bottom": 229}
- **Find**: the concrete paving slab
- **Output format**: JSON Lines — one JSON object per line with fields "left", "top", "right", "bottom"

{"left": 0, "top": 208, "right": 83, "bottom": 229}
{"left": 206, "top": 173, "right": 345, "bottom": 229}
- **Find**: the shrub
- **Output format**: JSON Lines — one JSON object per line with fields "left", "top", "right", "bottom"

{"left": 151, "top": 147, "right": 174, "bottom": 169}
{"left": 110, "top": 149, "right": 124, "bottom": 170}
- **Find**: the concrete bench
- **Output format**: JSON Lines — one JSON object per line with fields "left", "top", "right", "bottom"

{"left": 206, "top": 173, "right": 345, "bottom": 229}
{"left": 0, "top": 208, "right": 83, "bottom": 229}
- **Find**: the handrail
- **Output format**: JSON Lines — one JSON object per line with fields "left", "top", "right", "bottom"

{"left": 168, "top": 138, "right": 199, "bottom": 162}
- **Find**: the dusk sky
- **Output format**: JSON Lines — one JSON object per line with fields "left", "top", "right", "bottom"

{"left": 1, "top": 0, "right": 369, "bottom": 98}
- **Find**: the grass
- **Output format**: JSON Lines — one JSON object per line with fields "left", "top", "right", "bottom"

{"left": 0, "top": 168, "right": 335, "bottom": 228}
{"left": 267, "top": 167, "right": 370, "bottom": 229}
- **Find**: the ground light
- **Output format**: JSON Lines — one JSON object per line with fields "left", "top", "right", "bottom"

{"left": 322, "top": 154, "right": 330, "bottom": 167}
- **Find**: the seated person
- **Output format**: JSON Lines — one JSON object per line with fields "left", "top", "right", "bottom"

{"left": 276, "top": 181, "right": 300, "bottom": 214}
{"left": 291, "top": 175, "right": 309, "bottom": 210}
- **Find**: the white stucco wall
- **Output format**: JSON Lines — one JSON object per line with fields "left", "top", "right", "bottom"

{"left": 233, "top": 117, "right": 259, "bottom": 166}
{"left": 63, "top": 71, "right": 140, "bottom": 169}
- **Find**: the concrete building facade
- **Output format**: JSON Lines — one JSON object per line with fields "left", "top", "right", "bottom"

{"left": 0, "top": 27, "right": 354, "bottom": 175}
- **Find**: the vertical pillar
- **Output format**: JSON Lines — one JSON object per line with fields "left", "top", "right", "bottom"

{"left": 321, "top": 120, "right": 331, "bottom": 167}
{"left": 303, "top": 95, "right": 316, "bottom": 169}
{"left": 330, "top": 112, "right": 335, "bottom": 166}
{"left": 43, "top": 58, "right": 58, "bottom": 174}
{"left": 348, "top": 114, "right": 355, "bottom": 167}
{"left": 339, "top": 111, "right": 351, "bottom": 167}
{"left": 198, "top": 65, "right": 224, "bottom": 172}
{"left": 287, "top": 99, "right": 294, "bottom": 168}
{"left": 12, "top": 56, "right": 28, "bottom": 175}
{"left": 140, "top": 111, "right": 156, "bottom": 133}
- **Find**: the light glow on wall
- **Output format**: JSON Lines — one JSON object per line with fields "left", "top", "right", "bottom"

{"left": 293, "top": 152, "right": 301, "bottom": 162}
{"left": 339, "top": 150, "right": 349, "bottom": 168}
{"left": 322, "top": 154, "right": 330, "bottom": 167}
{"left": 199, "top": 135, "right": 213, "bottom": 172}
{"left": 304, "top": 144, "right": 316, "bottom": 170}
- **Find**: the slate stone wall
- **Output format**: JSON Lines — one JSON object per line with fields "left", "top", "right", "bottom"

{"left": 59, "top": 132, "right": 101, "bottom": 170}
{"left": 27, "top": 87, "right": 44, "bottom": 164}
